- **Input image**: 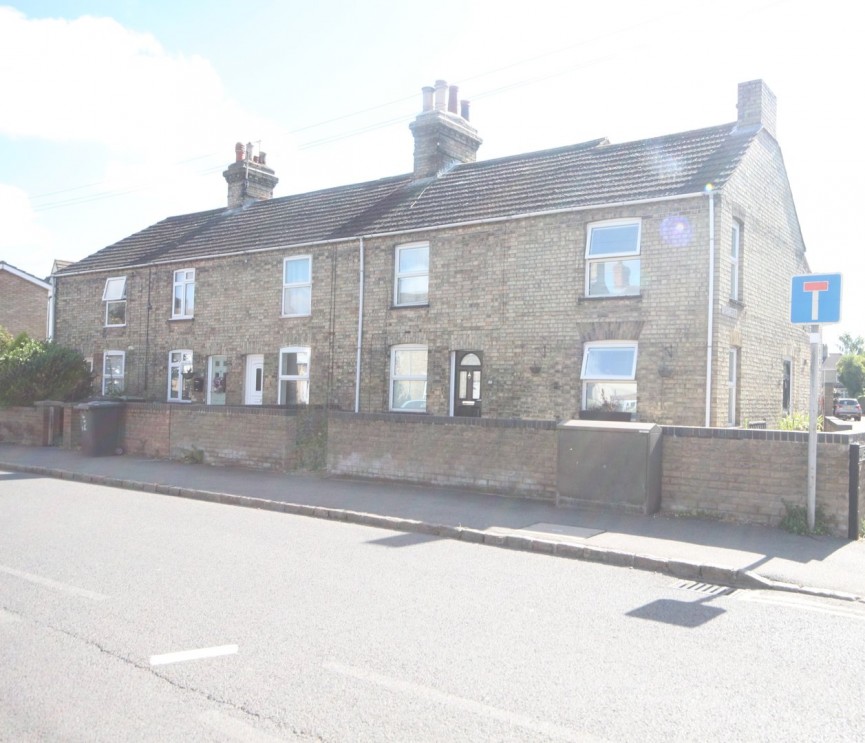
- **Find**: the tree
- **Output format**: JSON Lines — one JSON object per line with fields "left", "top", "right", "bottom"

{"left": 0, "top": 329, "right": 93, "bottom": 407}
{"left": 837, "top": 354, "right": 865, "bottom": 399}
{"left": 838, "top": 333, "right": 865, "bottom": 356}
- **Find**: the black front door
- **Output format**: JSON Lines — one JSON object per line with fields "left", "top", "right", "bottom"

{"left": 454, "top": 351, "right": 482, "bottom": 417}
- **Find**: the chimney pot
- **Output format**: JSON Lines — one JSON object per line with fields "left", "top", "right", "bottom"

{"left": 434, "top": 79, "right": 448, "bottom": 111}
{"left": 448, "top": 85, "right": 458, "bottom": 114}
{"left": 246, "top": 142, "right": 254, "bottom": 161}
{"left": 235, "top": 142, "right": 244, "bottom": 162}
{"left": 460, "top": 100, "right": 470, "bottom": 121}
{"left": 421, "top": 86, "right": 434, "bottom": 112}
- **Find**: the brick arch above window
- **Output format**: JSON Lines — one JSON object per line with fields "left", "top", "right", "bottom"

{"left": 576, "top": 320, "right": 645, "bottom": 343}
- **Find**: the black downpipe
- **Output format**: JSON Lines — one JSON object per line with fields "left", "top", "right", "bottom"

{"left": 848, "top": 443, "right": 860, "bottom": 540}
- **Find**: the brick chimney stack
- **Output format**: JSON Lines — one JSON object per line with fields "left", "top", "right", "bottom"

{"left": 736, "top": 80, "right": 777, "bottom": 138}
{"left": 410, "top": 80, "right": 482, "bottom": 179}
{"left": 223, "top": 141, "right": 279, "bottom": 209}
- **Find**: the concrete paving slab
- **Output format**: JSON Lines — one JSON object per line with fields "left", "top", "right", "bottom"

{"left": 2, "top": 443, "right": 865, "bottom": 601}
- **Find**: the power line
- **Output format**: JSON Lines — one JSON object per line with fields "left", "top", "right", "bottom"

{"left": 26, "top": 0, "right": 786, "bottom": 212}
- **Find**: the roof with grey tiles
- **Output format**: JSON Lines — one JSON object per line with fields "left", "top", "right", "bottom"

{"left": 57, "top": 121, "right": 759, "bottom": 275}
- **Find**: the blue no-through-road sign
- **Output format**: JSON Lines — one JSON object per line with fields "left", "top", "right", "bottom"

{"left": 791, "top": 273, "right": 842, "bottom": 324}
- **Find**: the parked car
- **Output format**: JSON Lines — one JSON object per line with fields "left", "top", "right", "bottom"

{"left": 833, "top": 398, "right": 862, "bottom": 421}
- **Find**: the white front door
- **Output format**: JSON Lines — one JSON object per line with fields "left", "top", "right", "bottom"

{"left": 244, "top": 354, "right": 264, "bottom": 405}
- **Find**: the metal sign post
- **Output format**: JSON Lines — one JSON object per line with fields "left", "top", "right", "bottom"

{"left": 807, "top": 324, "right": 820, "bottom": 531}
{"left": 791, "top": 274, "right": 842, "bottom": 532}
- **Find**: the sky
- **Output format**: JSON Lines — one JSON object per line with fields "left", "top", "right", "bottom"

{"left": 0, "top": 0, "right": 860, "bottom": 350}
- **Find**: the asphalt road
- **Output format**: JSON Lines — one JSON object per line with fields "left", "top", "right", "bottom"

{"left": 3, "top": 471, "right": 865, "bottom": 741}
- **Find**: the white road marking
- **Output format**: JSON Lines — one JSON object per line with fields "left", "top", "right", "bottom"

{"left": 324, "top": 661, "right": 609, "bottom": 742}
{"left": 0, "top": 564, "right": 108, "bottom": 601}
{"left": 198, "top": 710, "right": 284, "bottom": 742}
{"left": 738, "top": 590, "right": 865, "bottom": 620}
{"left": 150, "top": 644, "right": 238, "bottom": 666}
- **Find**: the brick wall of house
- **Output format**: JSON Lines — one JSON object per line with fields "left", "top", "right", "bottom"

{"left": 54, "top": 246, "right": 363, "bottom": 410}
{"left": 661, "top": 427, "right": 854, "bottom": 536}
{"left": 711, "top": 132, "right": 811, "bottom": 426}
{"left": 0, "top": 406, "right": 46, "bottom": 445}
{"left": 355, "top": 200, "right": 719, "bottom": 424}
{"left": 0, "top": 271, "right": 48, "bottom": 339}
{"left": 327, "top": 412, "right": 558, "bottom": 497}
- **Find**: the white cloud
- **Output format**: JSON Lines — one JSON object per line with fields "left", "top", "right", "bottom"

{"left": 0, "top": 6, "right": 292, "bottom": 158}
{"left": 0, "top": 183, "right": 54, "bottom": 272}
{"left": 0, "top": 6, "right": 297, "bottom": 276}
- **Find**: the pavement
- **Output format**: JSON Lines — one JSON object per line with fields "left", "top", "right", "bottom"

{"left": 3, "top": 442, "right": 865, "bottom": 603}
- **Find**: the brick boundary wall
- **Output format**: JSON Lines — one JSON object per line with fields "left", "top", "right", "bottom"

{"left": 326, "top": 412, "right": 559, "bottom": 498}
{"left": 122, "top": 403, "right": 170, "bottom": 459}
{"left": 660, "top": 426, "right": 861, "bottom": 537}
{"left": 2, "top": 405, "right": 862, "bottom": 537}
{"left": 858, "top": 444, "right": 865, "bottom": 537}
{"left": 0, "top": 406, "right": 47, "bottom": 446}
{"left": 121, "top": 403, "right": 327, "bottom": 471}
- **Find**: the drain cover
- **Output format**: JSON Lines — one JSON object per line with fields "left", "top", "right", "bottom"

{"left": 673, "top": 580, "right": 735, "bottom": 597}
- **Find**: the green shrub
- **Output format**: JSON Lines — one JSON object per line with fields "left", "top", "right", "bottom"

{"left": 778, "top": 411, "right": 823, "bottom": 432}
{"left": 0, "top": 331, "right": 93, "bottom": 407}
{"left": 780, "top": 501, "right": 830, "bottom": 536}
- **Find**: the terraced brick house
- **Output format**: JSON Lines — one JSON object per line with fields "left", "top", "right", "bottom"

{"left": 52, "top": 79, "right": 810, "bottom": 426}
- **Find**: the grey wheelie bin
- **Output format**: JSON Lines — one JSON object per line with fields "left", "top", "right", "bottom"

{"left": 76, "top": 400, "right": 124, "bottom": 456}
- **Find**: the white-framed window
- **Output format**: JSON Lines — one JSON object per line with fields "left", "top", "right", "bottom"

{"left": 390, "top": 344, "right": 428, "bottom": 412}
{"left": 580, "top": 341, "right": 638, "bottom": 413}
{"left": 102, "top": 276, "right": 127, "bottom": 326}
{"left": 585, "top": 220, "right": 641, "bottom": 297}
{"left": 282, "top": 256, "right": 311, "bottom": 317}
{"left": 102, "top": 351, "right": 125, "bottom": 396}
{"left": 278, "top": 346, "right": 310, "bottom": 405}
{"left": 172, "top": 269, "right": 195, "bottom": 318}
{"left": 728, "top": 347, "right": 739, "bottom": 426}
{"left": 730, "top": 220, "right": 742, "bottom": 301}
{"left": 168, "top": 349, "right": 194, "bottom": 402}
{"left": 394, "top": 242, "right": 429, "bottom": 306}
